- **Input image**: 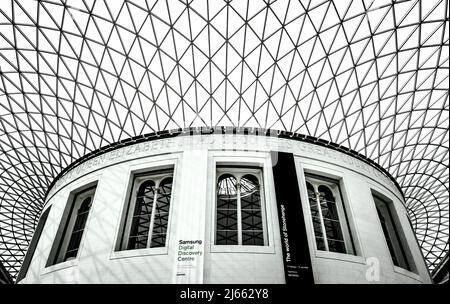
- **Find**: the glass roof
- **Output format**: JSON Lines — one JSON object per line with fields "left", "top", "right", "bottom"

{"left": 0, "top": 0, "right": 448, "bottom": 280}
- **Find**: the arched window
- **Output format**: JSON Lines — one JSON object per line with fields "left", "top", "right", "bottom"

{"left": 305, "top": 175, "right": 354, "bottom": 254}
{"left": 48, "top": 185, "right": 96, "bottom": 265}
{"left": 216, "top": 169, "right": 267, "bottom": 246}
{"left": 373, "top": 195, "right": 411, "bottom": 270}
{"left": 123, "top": 170, "right": 173, "bottom": 250}
{"left": 64, "top": 197, "right": 92, "bottom": 261}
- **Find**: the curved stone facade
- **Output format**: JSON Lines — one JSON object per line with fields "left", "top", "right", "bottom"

{"left": 17, "top": 133, "right": 432, "bottom": 284}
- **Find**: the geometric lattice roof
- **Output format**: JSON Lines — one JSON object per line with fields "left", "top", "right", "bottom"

{"left": 0, "top": 0, "right": 448, "bottom": 280}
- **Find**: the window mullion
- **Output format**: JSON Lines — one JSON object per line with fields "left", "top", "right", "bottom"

{"left": 315, "top": 187, "right": 329, "bottom": 251}
{"left": 147, "top": 185, "right": 158, "bottom": 248}
{"left": 237, "top": 177, "right": 242, "bottom": 246}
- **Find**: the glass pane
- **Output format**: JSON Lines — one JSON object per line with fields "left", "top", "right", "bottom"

{"left": 327, "top": 239, "right": 346, "bottom": 253}
{"left": 241, "top": 210, "right": 263, "bottom": 230}
{"left": 128, "top": 180, "right": 155, "bottom": 250}
{"left": 242, "top": 231, "right": 264, "bottom": 245}
{"left": 216, "top": 209, "right": 238, "bottom": 230}
{"left": 128, "top": 235, "right": 148, "bottom": 249}
{"left": 241, "top": 174, "right": 264, "bottom": 246}
{"left": 240, "top": 175, "right": 261, "bottom": 210}
{"left": 216, "top": 174, "right": 238, "bottom": 245}
{"left": 152, "top": 213, "right": 169, "bottom": 234}
{"left": 64, "top": 231, "right": 83, "bottom": 260}
{"left": 72, "top": 210, "right": 89, "bottom": 232}
{"left": 310, "top": 203, "right": 320, "bottom": 217}
{"left": 312, "top": 216, "right": 323, "bottom": 237}
{"left": 64, "top": 197, "right": 92, "bottom": 261}
{"left": 315, "top": 236, "right": 326, "bottom": 251}
{"left": 318, "top": 185, "right": 339, "bottom": 221}
{"left": 376, "top": 206, "right": 398, "bottom": 265}
{"left": 318, "top": 185, "right": 345, "bottom": 253}
{"left": 150, "top": 177, "right": 172, "bottom": 248}
{"left": 323, "top": 218, "right": 344, "bottom": 243}
{"left": 216, "top": 230, "right": 238, "bottom": 245}
{"left": 374, "top": 196, "right": 409, "bottom": 269}
{"left": 156, "top": 177, "right": 172, "bottom": 213}
{"left": 217, "top": 174, "right": 238, "bottom": 197}
{"left": 217, "top": 196, "right": 237, "bottom": 209}
{"left": 150, "top": 233, "right": 167, "bottom": 248}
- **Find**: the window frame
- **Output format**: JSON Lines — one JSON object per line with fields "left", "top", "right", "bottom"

{"left": 208, "top": 153, "right": 276, "bottom": 254}
{"left": 60, "top": 189, "right": 95, "bottom": 262}
{"left": 304, "top": 174, "right": 355, "bottom": 255}
{"left": 111, "top": 156, "right": 180, "bottom": 260}
{"left": 46, "top": 183, "right": 97, "bottom": 267}
{"left": 215, "top": 167, "right": 268, "bottom": 246}
{"left": 16, "top": 206, "right": 52, "bottom": 282}
{"left": 296, "top": 161, "right": 364, "bottom": 264}
{"left": 109, "top": 155, "right": 181, "bottom": 261}
{"left": 120, "top": 169, "right": 174, "bottom": 251}
{"left": 371, "top": 192, "right": 415, "bottom": 272}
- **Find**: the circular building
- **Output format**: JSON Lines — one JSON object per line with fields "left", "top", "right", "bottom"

{"left": 16, "top": 129, "right": 432, "bottom": 283}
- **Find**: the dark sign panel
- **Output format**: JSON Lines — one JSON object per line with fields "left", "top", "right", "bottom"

{"left": 271, "top": 152, "right": 314, "bottom": 284}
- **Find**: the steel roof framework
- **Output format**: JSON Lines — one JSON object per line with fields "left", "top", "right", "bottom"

{"left": 0, "top": 0, "right": 448, "bottom": 280}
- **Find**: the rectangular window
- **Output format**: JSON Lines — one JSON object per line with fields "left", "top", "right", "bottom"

{"left": 16, "top": 206, "right": 51, "bottom": 282}
{"left": 305, "top": 174, "right": 355, "bottom": 254}
{"left": 120, "top": 169, "right": 173, "bottom": 250}
{"left": 373, "top": 195, "right": 411, "bottom": 270}
{"left": 215, "top": 167, "right": 268, "bottom": 246}
{"left": 48, "top": 186, "right": 96, "bottom": 265}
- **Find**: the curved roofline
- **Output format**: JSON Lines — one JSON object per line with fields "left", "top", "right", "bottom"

{"left": 44, "top": 126, "right": 405, "bottom": 202}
